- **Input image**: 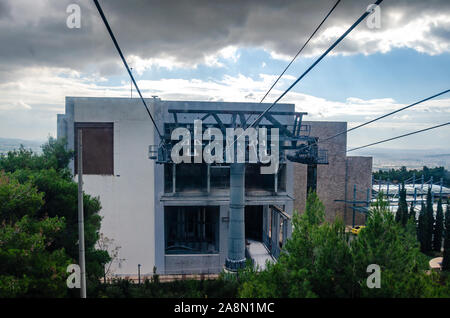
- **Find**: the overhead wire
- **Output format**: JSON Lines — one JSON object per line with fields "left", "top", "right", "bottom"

{"left": 320, "top": 89, "right": 450, "bottom": 143}
{"left": 258, "top": 0, "right": 342, "bottom": 104}
{"left": 347, "top": 122, "right": 450, "bottom": 152}
{"left": 92, "top": 0, "right": 163, "bottom": 139}
{"left": 225, "top": 0, "right": 384, "bottom": 153}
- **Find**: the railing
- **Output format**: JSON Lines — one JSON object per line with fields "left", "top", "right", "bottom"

{"left": 262, "top": 233, "right": 281, "bottom": 259}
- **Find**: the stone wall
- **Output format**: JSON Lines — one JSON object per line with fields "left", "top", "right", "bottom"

{"left": 293, "top": 121, "right": 372, "bottom": 225}
{"left": 345, "top": 156, "right": 373, "bottom": 226}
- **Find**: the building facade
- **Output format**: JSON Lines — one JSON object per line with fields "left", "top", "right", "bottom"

{"left": 57, "top": 97, "right": 372, "bottom": 276}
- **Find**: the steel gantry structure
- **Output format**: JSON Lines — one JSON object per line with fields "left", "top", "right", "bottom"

{"left": 148, "top": 108, "right": 328, "bottom": 271}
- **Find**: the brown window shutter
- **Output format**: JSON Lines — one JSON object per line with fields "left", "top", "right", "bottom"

{"left": 74, "top": 123, "right": 114, "bottom": 175}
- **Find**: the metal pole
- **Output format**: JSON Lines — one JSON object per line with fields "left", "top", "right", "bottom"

{"left": 430, "top": 176, "right": 434, "bottom": 205}
{"left": 225, "top": 163, "right": 246, "bottom": 272}
{"left": 414, "top": 188, "right": 417, "bottom": 206}
{"left": 77, "top": 130, "right": 87, "bottom": 298}
{"left": 274, "top": 170, "right": 278, "bottom": 193}
{"left": 172, "top": 163, "right": 176, "bottom": 194}
{"left": 366, "top": 188, "right": 370, "bottom": 224}
{"left": 344, "top": 160, "right": 348, "bottom": 224}
{"left": 440, "top": 178, "right": 443, "bottom": 199}
{"left": 352, "top": 184, "right": 356, "bottom": 228}
{"left": 371, "top": 176, "right": 374, "bottom": 199}
{"left": 138, "top": 264, "right": 141, "bottom": 284}
{"left": 421, "top": 175, "right": 424, "bottom": 201}
{"left": 367, "top": 188, "right": 370, "bottom": 207}
{"left": 387, "top": 179, "right": 390, "bottom": 203}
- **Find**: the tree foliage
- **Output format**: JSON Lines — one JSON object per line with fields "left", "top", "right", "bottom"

{"left": 433, "top": 199, "right": 444, "bottom": 252}
{"left": 238, "top": 193, "right": 450, "bottom": 298}
{"left": 425, "top": 188, "right": 435, "bottom": 252}
{"left": 0, "top": 173, "right": 71, "bottom": 297}
{"left": 418, "top": 202, "right": 430, "bottom": 253}
{"left": 395, "top": 182, "right": 408, "bottom": 226}
{"left": 0, "top": 138, "right": 109, "bottom": 297}
{"left": 239, "top": 192, "right": 354, "bottom": 297}
{"left": 373, "top": 166, "right": 449, "bottom": 187}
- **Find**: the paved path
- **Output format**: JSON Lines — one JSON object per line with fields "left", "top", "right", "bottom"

{"left": 246, "top": 239, "right": 275, "bottom": 270}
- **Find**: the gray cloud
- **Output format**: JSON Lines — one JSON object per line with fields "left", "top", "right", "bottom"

{"left": 0, "top": 0, "right": 448, "bottom": 77}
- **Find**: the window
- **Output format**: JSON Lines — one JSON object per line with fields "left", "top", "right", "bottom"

{"left": 165, "top": 206, "right": 219, "bottom": 254}
{"left": 210, "top": 166, "right": 230, "bottom": 189}
{"left": 245, "top": 164, "right": 274, "bottom": 192}
{"left": 74, "top": 122, "right": 114, "bottom": 175}
{"left": 164, "top": 164, "right": 174, "bottom": 193}
{"left": 175, "top": 163, "right": 207, "bottom": 192}
{"left": 277, "top": 164, "right": 287, "bottom": 192}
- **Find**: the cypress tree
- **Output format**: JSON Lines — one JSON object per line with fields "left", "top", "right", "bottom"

{"left": 399, "top": 182, "right": 408, "bottom": 226}
{"left": 442, "top": 203, "right": 450, "bottom": 271}
{"left": 417, "top": 202, "right": 428, "bottom": 253}
{"left": 432, "top": 198, "right": 444, "bottom": 252}
{"left": 425, "top": 187, "right": 434, "bottom": 252}
{"left": 409, "top": 202, "right": 416, "bottom": 221}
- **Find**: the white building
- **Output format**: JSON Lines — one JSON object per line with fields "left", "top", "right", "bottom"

{"left": 58, "top": 97, "right": 297, "bottom": 276}
{"left": 58, "top": 96, "right": 372, "bottom": 276}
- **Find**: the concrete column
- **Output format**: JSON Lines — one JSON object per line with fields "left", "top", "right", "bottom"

{"left": 225, "top": 163, "right": 246, "bottom": 271}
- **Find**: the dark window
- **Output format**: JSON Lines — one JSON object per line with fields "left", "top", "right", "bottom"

{"left": 164, "top": 164, "right": 174, "bottom": 193}
{"left": 277, "top": 164, "right": 287, "bottom": 192}
{"left": 165, "top": 206, "right": 219, "bottom": 254}
{"left": 74, "top": 122, "right": 113, "bottom": 175}
{"left": 210, "top": 166, "right": 230, "bottom": 189}
{"left": 245, "top": 205, "right": 263, "bottom": 241}
{"left": 245, "top": 164, "right": 274, "bottom": 192}
{"left": 175, "top": 163, "right": 207, "bottom": 192}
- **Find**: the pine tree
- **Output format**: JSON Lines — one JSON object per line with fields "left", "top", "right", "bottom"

{"left": 432, "top": 198, "right": 444, "bottom": 252}
{"left": 442, "top": 203, "right": 450, "bottom": 271}
{"left": 417, "top": 202, "right": 428, "bottom": 253}
{"left": 425, "top": 187, "right": 434, "bottom": 252}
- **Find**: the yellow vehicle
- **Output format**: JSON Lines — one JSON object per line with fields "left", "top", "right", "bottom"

{"left": 351, "top": 225, "right": 365, "bottom": 235}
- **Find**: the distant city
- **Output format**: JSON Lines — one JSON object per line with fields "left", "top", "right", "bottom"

{"left": 0, "top": 138, "right": 43, "bottom": 155}
{"left": 352, "top": 147, "right": 450, "bottom": 171}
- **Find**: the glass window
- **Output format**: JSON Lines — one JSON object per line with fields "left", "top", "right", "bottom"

{"left": 165, "top": 206, "right": 219, "bottom": 254}
{"left": 210, "top": 166, "right": 230, "bottom": 189}
{"left": 175, "top": 164, "right": 207, "bottom": 192}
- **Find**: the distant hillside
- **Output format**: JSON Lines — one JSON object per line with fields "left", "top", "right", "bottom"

{"left": 350, "top": 147, "right": 450, "bottom": 170}
{"left": 0, "top": 138, "right": 43, "bottom": 155}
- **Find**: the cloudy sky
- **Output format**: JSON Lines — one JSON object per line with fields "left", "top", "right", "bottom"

{"left": 0, "top": 0, "right": 449, "bottom": 157}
